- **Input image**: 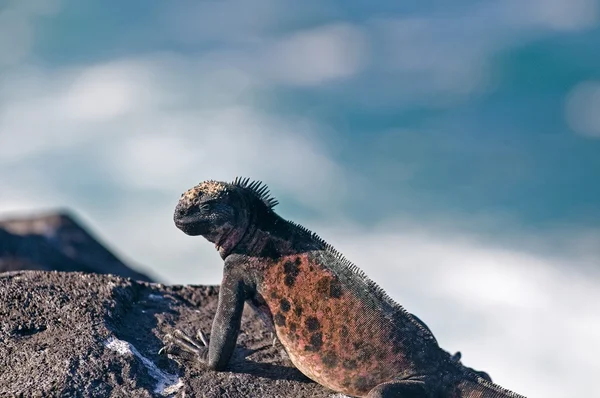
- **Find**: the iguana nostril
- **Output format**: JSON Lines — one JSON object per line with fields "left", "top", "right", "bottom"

{"left": 174, "top": 204, "right": 187, "bottom": 218}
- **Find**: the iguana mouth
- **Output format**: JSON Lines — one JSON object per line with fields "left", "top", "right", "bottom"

{"left": 173, "top": 200, "right": 205, "bottom": 235}
{"left": 173, "top": 214, "right": 207, "bottom": 236}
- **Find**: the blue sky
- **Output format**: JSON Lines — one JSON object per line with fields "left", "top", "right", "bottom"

{"left": 1, "top": 1, "right": 600, "bottom": 397}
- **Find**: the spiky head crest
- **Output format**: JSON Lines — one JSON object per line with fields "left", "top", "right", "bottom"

{"left": 174, "top": 177, "right": 278, "bottom": 256}
{"left": 177, "top": 177, "right": 278, "bottom": 211}
{"left": 231, "top": 177, "right": 279, "bottom": 208}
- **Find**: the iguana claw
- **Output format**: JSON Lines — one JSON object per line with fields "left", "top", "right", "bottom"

{"left": 159, "top": 329, "right": 210, "bottom": 364}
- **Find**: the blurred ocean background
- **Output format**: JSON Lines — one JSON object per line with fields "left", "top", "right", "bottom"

{"left": 1, "top": 1, "right": 599, "bottom": 396}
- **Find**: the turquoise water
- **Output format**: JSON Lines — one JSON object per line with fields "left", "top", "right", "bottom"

{"left": 24, "top": 1, "right": 600, "bottom": 229}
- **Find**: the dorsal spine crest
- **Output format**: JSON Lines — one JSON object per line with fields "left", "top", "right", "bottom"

{"left": 285, "top": 220, "right": 437, "bottom": 341}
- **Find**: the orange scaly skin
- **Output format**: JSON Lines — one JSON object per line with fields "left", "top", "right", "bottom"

{"left": 161, "top": 178, "right": 527, "bottom": 398}
{"left": 260, "top": 253, "right": 433, "bottom": 396}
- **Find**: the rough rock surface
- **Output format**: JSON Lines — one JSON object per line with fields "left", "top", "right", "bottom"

{"left": 0, "top": 211, "right": 153, "bottom": 282}
{"left": 0, "top": 271, "right": 340, "bottom": 398}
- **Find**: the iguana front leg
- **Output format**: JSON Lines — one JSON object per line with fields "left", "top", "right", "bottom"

{"left": 161, "top": 256, "right": 249, "bottom": 370}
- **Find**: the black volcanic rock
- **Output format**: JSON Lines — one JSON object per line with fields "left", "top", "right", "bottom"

{"left": 0, "top": 271, "right": 332, "bottom": 398}
{"left": 0, "top": 211, "right": 153, "bottom": 282}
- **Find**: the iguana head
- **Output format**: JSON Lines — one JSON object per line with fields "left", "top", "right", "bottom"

{"left": 174, "top": 177, "right": 279, "bottom": 255}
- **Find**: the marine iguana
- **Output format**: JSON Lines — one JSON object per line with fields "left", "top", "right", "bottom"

{"left": 161, "top": 177, "right": 526, "bottom": 398}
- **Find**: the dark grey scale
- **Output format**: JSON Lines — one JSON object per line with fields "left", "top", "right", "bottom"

{"left": 279, "top": 298, "right": 291, "bottom": 312}
{"left": 305, "top": 317, "right": 320, "bottom": 332}
{"left": 283, "top": 260, "right": 299, "bottom": 287}
{"left": 329, "top": 279, "right": 342, "bottom": 298}
{"left": 340, "top": 325, "right": 349, "bottom": 338}
{"left": 274, "top": 312, "right": 286, "bottom": 327}
{"left": 322, "top": 352, "right": 338, "bottom": 368}
{"left": 353, "top": 341, "right": 365, "bottom": 350}
{"left": 308, "top": 332, "right": 322, "bottom": 351}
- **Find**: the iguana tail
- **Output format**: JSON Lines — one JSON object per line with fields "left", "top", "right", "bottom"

{"left": 452, "top": 375, "right": 526, "bottom": 398}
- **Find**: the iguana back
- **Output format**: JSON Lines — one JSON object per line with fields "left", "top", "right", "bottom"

{"left": 254, "top": 245, "right": 442, "bottom": 396}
